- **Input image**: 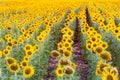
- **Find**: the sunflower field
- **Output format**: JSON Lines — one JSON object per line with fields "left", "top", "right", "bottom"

{"left": 0, "top": 0, "right": 120, "bottom": 80}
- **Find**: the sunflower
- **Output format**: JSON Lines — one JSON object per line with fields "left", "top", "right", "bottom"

{"left": 63, "top": 42, "right": 71, "bottom": 48}
{"left": 67, "top": 39, "right": 73, "bottom": 44}
{"left": 57, "top": 42, "right": 63, "bottom": 50}
{"left": 102, "top": 67, "right": 118, "bottom": 80}
{"left": 12, "top": 39, "right": 18, "bottom": 46}
{"left": 86, "top": 43, "right": 92, "bottom": 50}
{"left": 23, "top": 66, "right": 34, "bottom": 78}
{"left": 70, "top": 62, "right": 76, "bottom": 69}
{"left": 93, "top": 45, "right": 104, "bottom": 55}
{"left": 61, "top": 27, "right": 69, "bottom": 33}
{"left": 64, "top": 66, "right": 74, "bottom": 76}
{"left": 90, "top": 36, "right": 98, "bottom": 42}
{"left": 3, "top": 49, "right": 10, "bottom": 56}
{"left": 37, "top": 35, "right": 43, "bottom": 42}
{"left": 26, "top": 50, "right": 34, "bottom": 57}
{"left": 64, "top": 46, "right": 73, "bottom": 52}
{"left": 23, "top": 56, "right": 29, "bottom": 62}
{"left": 100, "top": 42, "right": 108, "bottom": 50}
{"left": 24, "top": 44, "right": 33, "bottom": 52}
{"left": 20, "top": 61, "right": 28, "bottom": 68}
{"left": 6, "top": 46, "right": 12, "bottom": 50}
{"left": 97, "top": 61, "right": 111, "bottom": 73}
{"left": 116, "top": 34, "right": 120, "bottom": 41}
{"left": 18, "top": 37, "right": 24, "bottom": 44}
{"left": 112, "top": 28, "right": 119, "bottom": 35}
{"left": 33, "top": 44, "right": 39, "bottom": 52}
{"left": 96, "top": 68, "right": 103, "bottom": 76}
{"left": 62, "top": 34, "right": 70, "bottom": 40}
{"left": 50, "top": 50, "right": 60, "bottom": 59}
{"left": 63, "top": 50, "right": 72, "bottom": 59}
{"left": 66, "top": 30, "right": 74, "bottom": 36}
{"left": 8, "top": 63, "right": 20, "bottom": 73}
{"left": 58, "top": 58, "right": 70, "bottom": 67}
{"left": 99, "top": 50, "right": 112, "bottom": 61}
{"left": 58, "top": 49, "right": 64, "bottom": 55}
{"left": 91, "top": 42, "right": 98, "bottom": 49}
{"left": 0, "top": 50, "right": 2, "bottom": 58}
{"left": 55, "top": 67, "right": 64, "bottom": 77}
{"left": 6, "top": 57, "right": 16, "bottom": 65}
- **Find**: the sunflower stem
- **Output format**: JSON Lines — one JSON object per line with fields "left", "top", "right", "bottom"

{"left": 14, "top": 71, "right": 17, "bottom": 80}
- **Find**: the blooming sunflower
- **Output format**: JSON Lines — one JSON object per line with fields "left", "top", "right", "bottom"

{"left": 20, "top": 61, "right": 28, "bottom": 68}
{"left": 102, "top": 67, "right": 118, "bottom": 80}
{"left": 8, "top": 63, "right": 20, "bottom": 73}
{"left": 63, "top": 50, "right": 72, "bottom": 59}
{"left": 23, "top": 66, "right": 34, "bottom": 78}
{"left": 55, "top": 67, "right": 64, "bottom": 77}
{"left": 24, "top": 44, "right": 33, "bottom": 52}
{"left": 6, "top": 57, "right": 16, "bottom": 65}
{"left": 3, "top": 49, "right": 10, "bottom": 56}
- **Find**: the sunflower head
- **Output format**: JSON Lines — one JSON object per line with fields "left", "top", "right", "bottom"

{"left": 97, "top": 61, "right": 111, "bottom": 72}
{"left": 99, "top": 50, "right": 112, "bottom": 61}
{"left": 58, "top": 58, "right": 70, "bottom": 67}
{"left": 50, "top": 50, "right": 60, "bottom": 59}
{"left": 20, "top": 61, "right": 28, "bottom": 68}
{"left": 8, "top": 63, "right": 20, "bottom": 73}
{"left": 64, "top": 66, "right": 74, "bottom": 76}
{"left": 24, "top": 44, "right": 33, "bottom": 52}
{"left": 63, "top": 50, "right": 72, "bottom": 59}
{"left": 93, "top": 46, "right": 104, "bottom": 54}
{"left": 3, "top": 49, "right": 10, "bottom": 56}
{"left": 55, "top": 67, "right": 64, "bottom": 77}
{"left": 96, "top": 68, "right": 103, "bottom": 76}
{"left": 23, "top": 66, "right": 34, "bottom": 78}
{"left": 6, "top": 57, "right": 16, "bottom": 65}
{"left": 102, "top": 67, "right": 119, "bottom": 80}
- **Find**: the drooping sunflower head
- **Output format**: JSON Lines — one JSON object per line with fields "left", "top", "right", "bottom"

{"left": 23, "top": 66, "right": 34, "bottom": 78}
{"left": 58, "top": 58, "right": 70, "bottom": 67}
{"left": 8, "top": 63, "right": 20, "bottom": 73}
{"left": 6, "top": 57, "right": 16, "bottom": 65}
{"left": 97, "top": 61, "right": 111, "bottom": 73}
{"left": 93, "top": 45, "right": 104, "bottom": 55}
{"left": 99, "top": 50, "right": 112, "bottom": 61}
{"left": 64, "top": 66, "right": 74, "bottom": 76}
{"left": 50, "top": 50, "right": 60, "bottom": 59}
